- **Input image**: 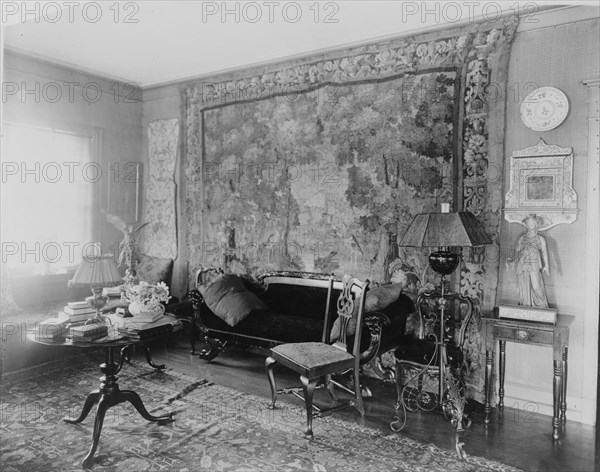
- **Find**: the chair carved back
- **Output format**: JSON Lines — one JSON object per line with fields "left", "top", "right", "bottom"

{"left": 335, "top": 275, "right": 356, "bottom": 347}
{"left": 325, "top": 275, "right": 370, "bottom": 359}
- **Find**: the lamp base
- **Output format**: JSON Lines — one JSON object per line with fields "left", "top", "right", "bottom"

{"left": 428, "top": 251, "right": 460, "bottom": 276}
{"left": 85, "top": 288, "right": 109, "bottom": 325}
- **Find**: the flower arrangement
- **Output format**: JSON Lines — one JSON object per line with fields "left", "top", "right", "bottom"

{"left": 123, "top": 281, "right": 171, "bottom": 314}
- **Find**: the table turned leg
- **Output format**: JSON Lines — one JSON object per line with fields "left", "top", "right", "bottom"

{"left": 144, "top": 346, "right": 167, "bottom": 369}
{"left": 552, "top": 360, "right": 562, "bottom": 440}
{"left": 498, "top": 340, "right": 506, "bottom": 411}
{"left": 561, "top": 346, "right": 568, "bottom": 423}
{"left": 484, "top": 349, "right": 493, "bottom": 424}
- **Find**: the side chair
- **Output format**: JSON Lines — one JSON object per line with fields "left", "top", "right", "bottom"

{"left": 265, "top": 274, "right": 370, "bottom": 438}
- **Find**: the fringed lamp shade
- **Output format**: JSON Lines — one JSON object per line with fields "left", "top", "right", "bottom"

{"left": 68, "top": 255, "right": 122, "bottom": 322}
{"left": 399, "top": 210, "right": 491, "bottom": 275}
{"left": 69, "top": 255, "right": 122, "bottom": 288}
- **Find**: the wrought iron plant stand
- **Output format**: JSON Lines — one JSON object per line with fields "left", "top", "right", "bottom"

{"left": 391, "top": 280, "right": 474, "bottom": 459}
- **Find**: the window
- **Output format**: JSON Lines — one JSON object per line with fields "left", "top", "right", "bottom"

{"left": 1, "top": 123, "right": 100, "bottom": 276}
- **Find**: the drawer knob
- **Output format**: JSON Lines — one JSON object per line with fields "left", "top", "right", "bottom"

{"left": 516, "top": 329, "right": 529, "bottom": 341}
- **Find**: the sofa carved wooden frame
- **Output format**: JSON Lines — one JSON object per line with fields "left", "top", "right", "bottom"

{"left": 188, "top": 269, "right": 396, "bottom": 382}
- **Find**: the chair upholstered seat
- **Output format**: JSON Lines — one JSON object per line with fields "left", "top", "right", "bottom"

{"left": 271, "top": 342, "right": 353, "bottom": 378}
{"left": 265, "top": 275, "right": 370, "bottom": 438}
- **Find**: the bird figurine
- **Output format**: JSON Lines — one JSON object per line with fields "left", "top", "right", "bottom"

{"left": 101, "top": 210, "right": 149, "bottom": 272}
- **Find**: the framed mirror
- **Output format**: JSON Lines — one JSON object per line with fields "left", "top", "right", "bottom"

{"left": 504, "top": 139, "right": 578, "bottom": 230}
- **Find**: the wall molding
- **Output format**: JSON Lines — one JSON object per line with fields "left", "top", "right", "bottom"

{"left": 581, "top": 77, "right": 599, "bottom": 426}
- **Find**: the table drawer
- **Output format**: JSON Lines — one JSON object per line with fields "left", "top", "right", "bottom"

{"left": 493, "top": 325, "right": 554, "bottom": 344}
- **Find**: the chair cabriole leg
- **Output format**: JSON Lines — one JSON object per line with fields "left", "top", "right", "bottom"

{"left": 265, "top": 356, "right": 278, "bottom": 409}
{"left": 300, "top": 375, "right": 317, "bottom": 438}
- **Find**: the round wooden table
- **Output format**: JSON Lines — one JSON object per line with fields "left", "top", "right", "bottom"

{"left": 27, "top": 332, "right": 174, "bottom": 469}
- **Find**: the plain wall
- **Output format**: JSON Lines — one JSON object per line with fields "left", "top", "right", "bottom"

{"left": 497, "top": 9, "right": 599, "bottom": 424}
{"left": 1, "top": 51, "right": 143, "bottom": 374}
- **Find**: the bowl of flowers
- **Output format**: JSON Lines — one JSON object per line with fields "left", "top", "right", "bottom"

{"left": 124, "top": 281, "right": 171, "bottom": 317}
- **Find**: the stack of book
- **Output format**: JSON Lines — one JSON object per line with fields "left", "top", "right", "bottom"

{"left": 130, "top": 311, "right": 164, "bottom": 324}
{"left": 33, "top": 315, "right": 70, "bottom": 341}
{"left": 112, "top": 315, "right": 175, "bottom": 341}
{"left": 70, "top": 323, "right": 109, "bottom": 342}
{"left": 62, "top": 301, "right": 97, "bottom": 324}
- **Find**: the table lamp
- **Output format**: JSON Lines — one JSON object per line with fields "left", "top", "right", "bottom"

{"left": 68, "top": 254, "right": 123, "bottom": 324}
{"left": 399, "top": 203, "right": 491, "bottom": 407}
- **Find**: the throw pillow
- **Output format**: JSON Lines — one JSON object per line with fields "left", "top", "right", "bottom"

{"left": 364, "top": 283, "right": 404, "bottom": 312}
{"left": 199, "top": 274, "right": 268, "bottom": 327}
{"left": 136, "top": 254, "right": 174, "bottom": 285}
{"left": 330, "top": 283, "right": 403, "bottom": 342}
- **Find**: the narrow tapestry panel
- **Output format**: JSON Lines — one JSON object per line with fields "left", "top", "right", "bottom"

{"left": 144, "top": 118, "right": 179, "bottom": 259}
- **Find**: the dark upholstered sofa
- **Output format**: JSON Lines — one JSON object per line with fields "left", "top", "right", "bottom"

{"left": 188, "top": 270, "right": 415, "bottom": 380}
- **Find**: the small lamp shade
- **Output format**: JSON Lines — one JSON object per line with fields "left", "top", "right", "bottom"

{"left": 399, "top": 211, "right": 491, "bottom": 248}
{"left": 69, "top": 255, "right": 122, "bottom": 288}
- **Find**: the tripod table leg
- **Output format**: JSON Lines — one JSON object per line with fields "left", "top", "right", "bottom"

{"left": 120, "top": 389, "right": 173, "bottom": 422}
{"left": 63, "top": 390, "right": 100, "bottom": 424}
{"left": 81, "top": 394, "right": 111, "bottom": 469}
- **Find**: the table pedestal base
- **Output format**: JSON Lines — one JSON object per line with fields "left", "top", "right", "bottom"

{"left": 63, "top": 346, "right": 173, "bottom": 469}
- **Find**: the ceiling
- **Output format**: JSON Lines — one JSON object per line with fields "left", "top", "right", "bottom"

{"left": 1, "top": 1, "right": 575, "bottom": 88}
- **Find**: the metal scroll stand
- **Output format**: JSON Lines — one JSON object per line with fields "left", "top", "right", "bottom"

{"left": 392, "top": 250, "right": 472, "bottom": 459}
{"left": 428, "top": 249, "right": 471, "bottom": 458}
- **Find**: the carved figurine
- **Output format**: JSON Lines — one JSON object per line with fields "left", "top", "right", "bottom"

{"left": 512, "top": 214, "right": 550, "bottom": 308}
{"left": 102, "top": 210, "right": 149, "bottom": 271}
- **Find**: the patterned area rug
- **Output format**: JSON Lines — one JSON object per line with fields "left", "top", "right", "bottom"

{"left": 0, "top": 357, "right": 524, "bottom": 472}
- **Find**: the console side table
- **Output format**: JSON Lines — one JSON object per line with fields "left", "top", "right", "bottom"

{"left": 482, "top": 312, "right": 573, "bottom": 440}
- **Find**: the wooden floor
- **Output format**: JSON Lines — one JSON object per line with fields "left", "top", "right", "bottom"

{"left": 143, "top": 337, "right": 596, "bottom": 472}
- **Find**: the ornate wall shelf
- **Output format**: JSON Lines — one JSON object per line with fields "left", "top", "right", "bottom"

{"left": 504, "top": 139, "right": 578, "bottom": 230}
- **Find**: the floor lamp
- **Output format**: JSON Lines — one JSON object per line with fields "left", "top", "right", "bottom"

{"left": 399, "top": 205, "right": 491, "bottom": 413}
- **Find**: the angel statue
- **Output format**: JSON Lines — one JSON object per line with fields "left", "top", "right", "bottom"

{"left": 102, "top": 210, "right": 149, "bottom": 275}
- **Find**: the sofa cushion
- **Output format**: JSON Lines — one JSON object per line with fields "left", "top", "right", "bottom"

{"left": 364, "top": 284, "right": 404, "bottom": 312}
{"left": 137, "top": 254, "right": 174, "bottom": 285}
{"left": 199, "top": 274, "right": 268, "bottom": 327}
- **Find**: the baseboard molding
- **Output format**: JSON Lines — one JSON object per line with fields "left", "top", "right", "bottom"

{"left": 1, "top": 351, "right": 98, "bottom": 381}
{"left": 500, "top": 381, "right": 584, "bottom": 424}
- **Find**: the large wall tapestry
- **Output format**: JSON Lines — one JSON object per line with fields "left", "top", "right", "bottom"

{"left": 201, "top": 72, "right": 457, "bottom": 279}
{"left": 183, "top": 18, "right": 517, "bottom": 401}
{"left": 143, "top": 119, "right": 179, "bottom": 259}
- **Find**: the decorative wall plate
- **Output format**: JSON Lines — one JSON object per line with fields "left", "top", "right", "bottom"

{"left": 520, "top": 87, "right": 569, "bottom": 132}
